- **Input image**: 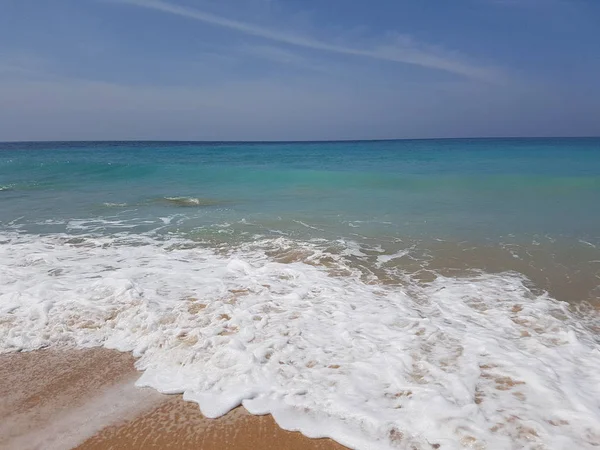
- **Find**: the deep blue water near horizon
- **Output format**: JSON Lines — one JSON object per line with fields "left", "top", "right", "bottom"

{"left": 1, "top": 137, "right": 600, "bottom": 241}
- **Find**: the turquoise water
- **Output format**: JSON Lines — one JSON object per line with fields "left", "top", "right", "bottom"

{"left": 2, "top": 138, "right": 600, "bottom": 302}
{"left": 1, "top": 138, "right": 600, "bottom": 241}
{"left": 2, "top": 139, "right": 600, "bottom": 448}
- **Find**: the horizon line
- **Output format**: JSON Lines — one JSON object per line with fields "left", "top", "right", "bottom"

{"left": 1, "top": 136, "right": 599, "bottom": 145}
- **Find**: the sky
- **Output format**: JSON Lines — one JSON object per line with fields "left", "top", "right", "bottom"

{"left": 0, "top": 0, "right": 599, "bottom": 141}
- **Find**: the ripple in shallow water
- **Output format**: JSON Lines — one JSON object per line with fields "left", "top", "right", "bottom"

{"left": 161, "top": 197, "right": 225, "bottom": 207}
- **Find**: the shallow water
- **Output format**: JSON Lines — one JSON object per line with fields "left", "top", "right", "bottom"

{"left": 1, "top": 139, "right": 599, "bottom": 449}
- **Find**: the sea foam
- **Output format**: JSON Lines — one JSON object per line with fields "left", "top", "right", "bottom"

{"left": 0, "top": 232, "right": 599, "bottom": 449}
{"left": 162, "top": 196, "right": 223, "bottom": 207}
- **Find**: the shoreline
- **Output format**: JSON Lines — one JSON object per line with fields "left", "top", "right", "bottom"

{"left": 0, "top": 348, "right": 345, "bottom": 450}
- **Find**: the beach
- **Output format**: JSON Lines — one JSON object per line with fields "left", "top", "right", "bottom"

{"left": 0, "top": 348, "right": 345, "bottom": 450}
{"left": 1, "top": 139, "right": 600, "bottom": 449}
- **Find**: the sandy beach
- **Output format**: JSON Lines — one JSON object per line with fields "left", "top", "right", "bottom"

{"left": 0, "top": 348, "right": 346, "bottom": 450}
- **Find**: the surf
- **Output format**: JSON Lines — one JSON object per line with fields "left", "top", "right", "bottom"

{"left": 1, "top": 231, "right": 598, "bottom": 449}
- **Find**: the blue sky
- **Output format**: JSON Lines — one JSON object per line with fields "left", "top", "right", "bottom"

{"left": 0, "top": 0, "right": 599, "bottom": 141}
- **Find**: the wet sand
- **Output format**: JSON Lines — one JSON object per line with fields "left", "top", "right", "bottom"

{"left": 0, "top": 348, "right": 346, "bottom": 450}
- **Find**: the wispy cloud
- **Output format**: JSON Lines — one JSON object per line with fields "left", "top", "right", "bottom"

{"left": 105, "top": 0, "right": 502, "bottom": 82}
{"left": 238, "top": 44, "right": 332, "bottom": 73}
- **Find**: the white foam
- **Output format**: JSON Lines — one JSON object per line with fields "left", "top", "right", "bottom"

{"left": 0, "top": 232, "right": 599, "bottom": 449}
{"left": 293, "top": 220, "right": 325, "bottom": 232}
{"left": 377, "top": 250, "right": 410, "bottom": 265}
{"left": 38, "top": 219, "right": 67, "bottom": 225}
{"left": 580, "top": 240, "right": 597, "bottom": 249}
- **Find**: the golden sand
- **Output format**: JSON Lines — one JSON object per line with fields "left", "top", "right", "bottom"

{"left": 77, "top": 396, "right": 344, "bottom": 450}
{"left": 0, "top": 348, "right": 345, "bottom": 450}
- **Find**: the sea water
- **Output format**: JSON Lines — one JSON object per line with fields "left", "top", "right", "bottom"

{"left": 1, "top": 139, "right": 599, "bottom": 449}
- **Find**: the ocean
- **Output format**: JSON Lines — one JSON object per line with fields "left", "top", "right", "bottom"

{"left": 1, "top": 138, "right": 599, "bottom": 449}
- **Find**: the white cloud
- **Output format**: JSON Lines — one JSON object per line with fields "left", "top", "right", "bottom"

{"left": 104, "top": 0, "right": 502, "bottom": 82}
